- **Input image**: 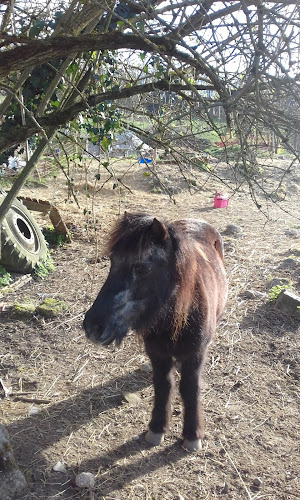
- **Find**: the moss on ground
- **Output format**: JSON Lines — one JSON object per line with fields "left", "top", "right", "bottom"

{"left": 36, "top": 298, "right": 67, "bottom": 318}
{"left": 11, "top": 303, "right": 36, "bottom": 319}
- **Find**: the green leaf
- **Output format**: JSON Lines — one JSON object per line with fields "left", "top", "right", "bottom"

{"left": 101, "top": 137, "right": 111, "bottom": 150}
{"left": 66, "top": 63, "right": 77, "bottom": 76}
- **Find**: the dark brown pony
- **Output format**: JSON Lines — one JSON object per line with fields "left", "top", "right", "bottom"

{"left": 84, "top": 213, "right": 227, "bottom": 451}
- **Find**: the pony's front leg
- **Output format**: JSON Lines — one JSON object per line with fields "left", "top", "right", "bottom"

{"left": 180, "top": 356, "right": 205, "bottom": 452}
{"left": 144, "top": 354, "right": 175, "bottom": 446}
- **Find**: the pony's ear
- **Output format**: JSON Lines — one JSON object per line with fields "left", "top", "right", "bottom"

{"left": 151, "top": 218, "right": 169, "bottom": 241}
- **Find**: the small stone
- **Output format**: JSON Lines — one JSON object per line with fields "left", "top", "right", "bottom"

{"left": 175, "top": 495, "right": 185, "bottom": 500}
{"left": 221, "top": 482, "right": 229, "bottom": 494}
{"left": 75, "top": 472, "right": 96, "bottom": 489}
{"left": 28, "top": 406, "right": 39, "bottom": 416}
{"left": 289, "top": 245, "right": 300, "bottom": 255}
{"left": 53, "top": 461, "right": 67, "bottom": 473}
{"left": 253, "top": 477, "right": 262, "bottom": 488}
{"left": 122, "top": 392, "right": 141, "bottom": 405}
{"left": 134, "top": 484, "right": 145, "bottom": 491}
{"left": 140, "top": 363, "right": 152, "bottom": 373}
{"left": 284, "top": 229, "right": 298, "bottom": 238}
{"left": 243, "top": 290, "right": 267, "bottom": 299}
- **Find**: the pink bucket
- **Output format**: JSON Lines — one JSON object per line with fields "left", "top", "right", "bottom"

{"left": 214, "top": 193, "right": 228, "bottom": 208}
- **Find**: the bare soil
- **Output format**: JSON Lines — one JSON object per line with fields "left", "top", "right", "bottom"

{"left": 1, "top": 157, "right": 299, "bottom": 499}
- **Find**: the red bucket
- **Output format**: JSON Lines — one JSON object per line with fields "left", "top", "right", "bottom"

{"left": 214, "top": 193, "right": 228, "bottom": 208}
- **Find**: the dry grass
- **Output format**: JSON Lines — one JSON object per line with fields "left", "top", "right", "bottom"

{"left": 0, "top": 157, "right": 299, "bottom": 499}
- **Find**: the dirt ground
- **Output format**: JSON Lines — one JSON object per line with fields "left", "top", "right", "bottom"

{"left": 0, "top": 156, "right": 299, "bottom": 499}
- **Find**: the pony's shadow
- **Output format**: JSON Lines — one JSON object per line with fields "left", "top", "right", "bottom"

{"left": 9, "top": 366, "right": 188, "bottom": 498}
{"left": 8, "top": 368, "right": 151, "bottom": 473}
{"left": 79, "top": 438, "right": 187, "bottom": 496}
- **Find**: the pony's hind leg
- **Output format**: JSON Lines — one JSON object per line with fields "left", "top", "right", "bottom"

{"left": 179, "top": 355, "right": 205, "bottom": 452}
{"left": 145, "top": 355, "right": 175, "bottom": 446}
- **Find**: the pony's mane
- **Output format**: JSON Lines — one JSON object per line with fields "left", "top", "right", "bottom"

{"left": 170, "top": 224, "right": 204, "bottom": 338}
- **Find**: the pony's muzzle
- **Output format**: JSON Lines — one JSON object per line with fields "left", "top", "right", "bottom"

{"left": 83, "top": 321, "right": 113, "bottom": 346}
{"left": 83, "top": 311, "right": 126, "bottom": 346}
{"left": 83, "top": 312, "right": 104, "bottom": 343}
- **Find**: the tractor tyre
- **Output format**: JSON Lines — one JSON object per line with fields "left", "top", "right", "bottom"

{"left": 0, "top": 194, "right": 48, "bottom": 273}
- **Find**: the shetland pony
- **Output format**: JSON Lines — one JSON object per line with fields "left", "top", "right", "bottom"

{"left": 84, "top": 213, "right": 227, "bottom": 451}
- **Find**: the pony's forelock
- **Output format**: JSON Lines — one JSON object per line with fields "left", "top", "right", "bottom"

{"left": 106, "top": 213, "right": 156, "bottom": 255}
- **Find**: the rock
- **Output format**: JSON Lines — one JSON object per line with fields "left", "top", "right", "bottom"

{"left": 0, "top": 424, "right": 27, "bottom": 499}
{"left": 36, "top": 298, "right": 67, "bottom": 318}
{"left": 122, "top": 392, "right": 141, "bottom": 405}
{"left": 266, "top": 278, "right": 291, "bottom": 290}
{"left": 75, "top": 472, "right": 96, "bottom": 489}
{"left": 278, "top": 257, "right": 299, "bottom": 270}
{"left": 175, "top": 495, "right": 185, "bottom": 500}
{"left": 53, "top": 461, "right": 67, "bottom": 473}
{"left": 274, "top": 290, "right": 300, "bottom": 318}
{"left": 0, "top": 470, "right": 27, "bottom": 499}
{"left": 222, "top": 224, "right": 243, "bottom": 238}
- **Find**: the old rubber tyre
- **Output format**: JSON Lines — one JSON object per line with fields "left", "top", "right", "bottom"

{"left": 0, "top": 194, "right": 48, "bottom": 273}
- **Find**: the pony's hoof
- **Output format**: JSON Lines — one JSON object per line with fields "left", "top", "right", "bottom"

{"left": 145, "top": 430, "right": 164, "bottom": 446}
{"left": 182, "top": 438, "right": 202, "bottom": 452}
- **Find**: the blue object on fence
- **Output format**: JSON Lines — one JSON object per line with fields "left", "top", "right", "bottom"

{"left": 139, "top": 157, "right": 152, "bottom": 164}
